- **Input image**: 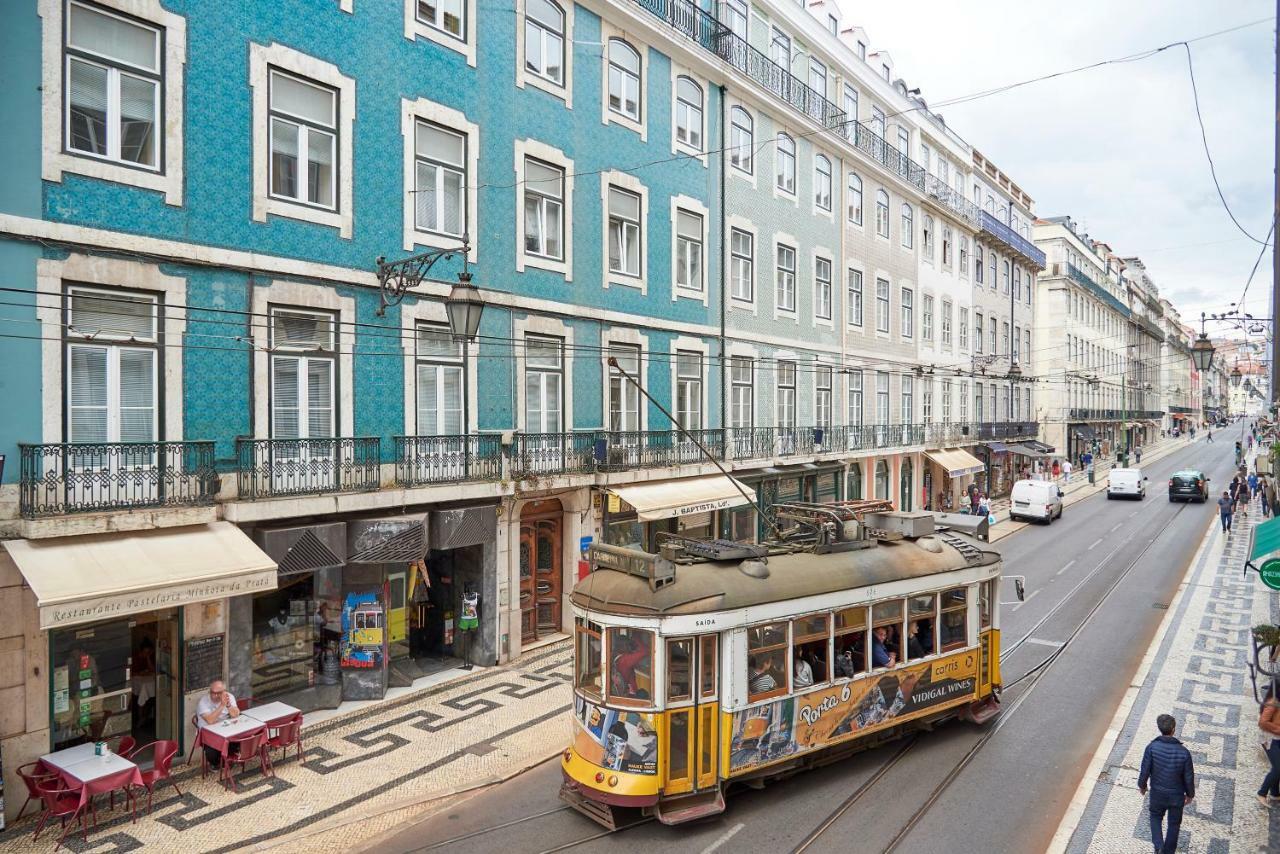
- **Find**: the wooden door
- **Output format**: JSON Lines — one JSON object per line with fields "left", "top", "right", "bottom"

{"left": 520, "top": 500, "right": 563, "bottom": 644}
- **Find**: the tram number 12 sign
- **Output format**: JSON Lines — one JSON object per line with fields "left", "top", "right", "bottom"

{"left": 1260, "top": 558, "right": 1280, "bottom": 591}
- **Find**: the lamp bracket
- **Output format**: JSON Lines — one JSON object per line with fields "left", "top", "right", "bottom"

{"left": 375, "top": 238, "right": 470, "bottom": 316}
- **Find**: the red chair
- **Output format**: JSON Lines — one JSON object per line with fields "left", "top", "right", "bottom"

{"left": 16, "top": 762, "right": 58, "bottom": 821}
{"left": 111, "top": 735, "right": 137, "bottom": 757}
{"left": 266, "top": 714, "right": 305, "bottom": 766}
{"left": 127, "top": 740, "right": 182, "bottom": 813}
{"left": 235, "top": 696, "right": 256, "bottom": 711}
{"left": 221, "top": 729, "right": 271, "bottom": 792}
{"left": 32, "top": 778, "right": 87, "bottom": 849}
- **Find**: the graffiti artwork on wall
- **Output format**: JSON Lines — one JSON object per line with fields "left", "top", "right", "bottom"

{"left": 340, "top": 591, "right": 384, "bottom": 669}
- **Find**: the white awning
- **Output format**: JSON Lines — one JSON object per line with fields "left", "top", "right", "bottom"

{"left": 922, "top": 448, "right": 986, "bottom": 478}
{"left": 3, "top": 522, "right": 278, "bottom": 630}
{"left": 608, "top": 475, "right": 757, "bottom": 522}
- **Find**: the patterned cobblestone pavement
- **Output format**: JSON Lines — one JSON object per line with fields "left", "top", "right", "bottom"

{"left": 1062, "top": 488, "right": 1280, "bottom": 853}
{"left": 0, "top": 642, "right": 571, "bottom": 852}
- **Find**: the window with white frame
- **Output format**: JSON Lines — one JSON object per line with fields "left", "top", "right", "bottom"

{"left": 730, "top": 356, "right": 753, "bottom": 429}
{"left": 64, "top": 1, "right": 163, "bottom": 170}
{"left": 269, "top": 70, "right": 337, "bottom": 210}
{"left": 1012, "top": 324, "right": 1020, "bottom": 361}
{"left": 730, "top": 228, "right": 753, "bottom": 302}
{"left": 607, "top": 186, "right": 642, "bottom": 276}
{"left": 881, "top": 63, "right": 890, "bottom": 81}
{"left": 416, "top": 0, "right": 465, "bottom": 39}
{"left": 523, "top": 157, "right": 564, "bottom": 259}
{"left": 847, "top": 370, "right": 863, "bottom": 425}
{"left": 416, "top": 322, "right": 464, "bottom": 435}
{"left": 942, "top": 227, "right": 952, "bottom": 266}
{"left": 901, "top": 287, "right": 913, "bottom": 338}
{"left": 1002, "top": 260, "right": 1010, "bottom": 294}
{"left": 270, "top": 307, "right": 336, "bottom": 440}
{"left": 941, "top": 380, "right": 952, "bottom": 422}
{"left": 814, "top": 155, "right": 832, "bottom": 211}
{"left": 959, "top": 380, "right": 969, "bottom": 421}
{"left": 607, "top": 343, "right": 641, "bottom": 432}
{"left": 776, "top": 132, "right": 796, "bottom": 194}
{"left": 871, "top": 106, "right": 885, "bottom": 138}
{"left": 856, "top": 40, "right": 866, "bottom": 61}
{"left": 989, "top": 251, "right": 997, "bottom": 288}
{"left": 876, "top": 372, "right": 889, "bottom": 425}
{"left": 896, "top": 125, "right": 909, "bottom": 154}
{"left": 1001, "top": 321, "right": 1009, "bottom": 358}
{"left": 989, "top": 321, "right": 996, "bottom": 355}
{"left": 848, "top": 172, "right": 863, "bottom": 224}
{"left": 875, "top": 278, "right": 890, "bottom": 333}
{"left": 959, "top": 237, "right": 969, "bottom": 278}
{"left": 815, "top": 366, "right": 832, "bottom": 429}
{"left": 66, "top": 288, "right": 159, "bottom": 444}
{"left": 922, "top": 381, "right": 932, "bottom": 424}
{"left": 1024, "top": 329, "right": 1031, "bottom": 362}
{"left": 776, "top": 361, "right": 796, "bottom": 429}
{"left": 920, "top": 143, "right": 932, "bottom": 174}
{"left": 770, "top": 27, "right": 790, "bottom": 69}
{"left": 975, "top": 245, "right": 984, "bottom": 283}
{"left": 809, "top": 58, "right": 827, "bottom": 100}
{"left": 674, "top": 77, "right": 704, "bottom": 151}
{"left": 414, "top": 119, "right": 467, "bottom": 238}
{"left": 675, "top": 208, "right": 704, "bottom": 293}
{"left": 723, "top": 0, "right": 747, "bottom": 38}
{"left": 607, "top": 39, "right": 641, "bottom": 122}
{"left": 815, "top": 257, "right": 832, "bottom": 320}
{"left": 847, "top": 269, "right": 863, "bottom": 327}
{"left": 776, "top": 244, "right": 796, "bottom": 312}
{"left": 941, "top": 299, "right": 952, "bottom": 347}
{"left": 958, "top": 306, "right": 968, "bottom": 349}
{"left": 827, "top": 13, "right": 838, "bottom": 34}
{"left": 973, "top": 381, "right": 983, "bottom": 421}
{"left": 875, "top": 189, "right": 889, "bottom": 238}
{"left": 843, "top": 85, "right": 858, "bottom": 125}
{"left": 922, "top": 294, "right": 933, "bottom": 342}
{"left": 922, "top": 215, "right": 933, "bottom": 259}
{"left": 974, "top": 311, "right": 983, "bottom": 353}
{"left": 730, "top": 107, "right": 753, "bottom": 173}
{"left": 676, "top": 350, "right": 702, "bottom": 430}
{"left": 524, "top": 335, "right": 563, "bottom": 434}
{"left": 524, "top": 0, "right": 565, "bottom": 85}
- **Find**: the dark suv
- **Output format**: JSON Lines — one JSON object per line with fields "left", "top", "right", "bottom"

{"left": 1168, "top": 470, "right": 1209, "bottom": 502}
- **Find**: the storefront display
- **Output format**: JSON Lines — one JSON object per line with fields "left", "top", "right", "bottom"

{"left": 250, "top": 571, "right": 341, "bottom": 700}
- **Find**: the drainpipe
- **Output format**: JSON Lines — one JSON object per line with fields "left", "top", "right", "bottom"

{"left": 719, "top": 83, "right": 728, "bottom": 459}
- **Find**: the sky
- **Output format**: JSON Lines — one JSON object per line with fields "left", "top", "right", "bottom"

{"left": 843, "top": 0, "right": 1274, "bottom": 342}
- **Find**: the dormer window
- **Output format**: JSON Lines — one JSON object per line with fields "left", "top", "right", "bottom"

{"left": 882, "top": 63, "right": 890, "bottom": 81}
{"left": 856, "top": 40, "right": 866, "bottom": 61}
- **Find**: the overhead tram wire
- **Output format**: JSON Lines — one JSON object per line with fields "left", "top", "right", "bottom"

{"left": 1236, "top": 219, "right": 1277, "bottom": 308}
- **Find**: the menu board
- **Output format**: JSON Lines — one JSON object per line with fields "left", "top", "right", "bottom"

{"left": 184, "top": 634, "right": 225, "bottom": 694}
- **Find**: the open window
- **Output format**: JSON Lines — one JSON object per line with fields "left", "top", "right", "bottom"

{"left": 791, "top": 614, "right": 830, "bottom": 689}
{"left": 871, "top": 599, "right": 903, "bottom": 669}
{"left": 906, "top": 594, "right": 936, "bottom": 660}
{"left": 834, "top": 606, "right": 868, "bottom": 678}
{"left": 746, "top": 622, "right": 788, "bottom": 702}
{"left": 574, "top": 618, "right": 602, "bottom": 698}
{"left": 607, "top": 627, "right": 654, "bottom": 705}
{"left": 940, "top": 587, "right": 968, "bottom": 651}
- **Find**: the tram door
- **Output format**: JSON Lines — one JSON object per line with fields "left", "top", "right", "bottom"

{"left": 664, "top": 634, "right": 719, "bottom": 795}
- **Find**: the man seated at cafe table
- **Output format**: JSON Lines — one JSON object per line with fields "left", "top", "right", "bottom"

{"left": 196, "top": 679, "right": 241, "bottom": 769}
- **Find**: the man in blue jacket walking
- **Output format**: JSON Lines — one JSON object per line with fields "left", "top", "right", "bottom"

{"left": 1138, "top": 713, "right": 1196, "bottom": 854}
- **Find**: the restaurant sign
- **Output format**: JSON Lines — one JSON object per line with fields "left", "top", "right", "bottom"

{"left": 727, "top": 651, "right": 979, "bottom": 772}
{"left": 1260, "top": 558, "right": 1280, "bottom": 591}
{"left": 40, "top": 570, "right": 278, "bottom": 630}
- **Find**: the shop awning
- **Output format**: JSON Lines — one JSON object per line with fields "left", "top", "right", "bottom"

{"left": 983, "top": 442, "right": 1008, "bottom": 453}
{"left": 3, "top": 522, "right": 278, "bottom": 630}
{"left": 923, "top": 448, "right": 986, "bottom": 478}
{"left": 608, "top": 474, "right": 756, "bottom": 522}
{"left": 1071, "top": 425, "right": 1097, "bottom": 440}
{"left": 1250, "top": 517, "right": 1280, "bottom": 565}
{"left": 1006, "top": 443, "right": 1052, "bottom": 459}
{"left": 1022, "top": 440, "right": 1056, "bottom": 454}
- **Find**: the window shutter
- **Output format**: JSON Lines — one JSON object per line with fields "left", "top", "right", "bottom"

{"left": 271, "top": 356, "right": 300, "bottom": 439}
{"left": 442, "top": 365, "right": 463, "bottom": 435}
{"left": 417, "top": 363, "right": 439, "bottom": 435}
{"left": 117, "top": 348, "right": 155, "bottom": 442}
{"left": 307, "top": 358, "right": 334, "bottom": 438}
{"left": 68, "top": 345, "right": 109, "bottom": 443}
{"left": 70, "top": 291, "right": 155, "bottom": 340}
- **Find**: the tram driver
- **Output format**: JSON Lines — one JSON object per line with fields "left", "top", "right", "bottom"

{"left": 871, "top": 626, "right": 898, "bottom": 668}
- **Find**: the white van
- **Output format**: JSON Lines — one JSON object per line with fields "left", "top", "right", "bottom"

{"left": 1009, "top": 479, "right": 1064, "bottom": 524}
{"left": 1107, "top": 468, "right": 1147, "bottom": 500}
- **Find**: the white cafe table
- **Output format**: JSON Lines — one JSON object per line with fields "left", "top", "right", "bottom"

{"left": 243, "top": 701, "right": 301, "bottom": 726}
{"left": 41, "top": 742, "right": 101, "bottom": 772}
{"left": 61, "top": 752, "right": 139, "bottom": 785}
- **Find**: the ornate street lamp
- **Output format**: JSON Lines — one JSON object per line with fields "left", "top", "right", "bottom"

{"left": 1190, "top": 312, "right": 1214, "bottom": 372}
{"left": 1007, "top": 362, "right": 1023, "bottom": 382}
{"left": 444, "top": 270, "right": 485, "bottom": 343}
{"left": 1231, "top": 364, "right": 1243, "bottom": 388}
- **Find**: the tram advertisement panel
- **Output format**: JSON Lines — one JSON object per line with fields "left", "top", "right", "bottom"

{"left": 572, "top": 695, "right": 659, "bottom": 775}
{"left": 728, "top": 651, "right": 978, "bottom": 772}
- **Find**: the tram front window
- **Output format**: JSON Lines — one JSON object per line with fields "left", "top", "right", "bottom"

{"left": 747, "top": 622, "right": 788, "bottom": 701}
{"left": 940, "top": 587, "right": 968, "bottom": 650}
{"left": 834, "top": 606, "right": 868, "bottom": 677}
{"left": 607, "top": 627, "right": 654, "bottom": 704}
{"left": 575, "top": 619, "right": 603, "bottom": 697}
{"left": 906, "top": 595, "right": 936, "bottom": 660}
{"left": 792, "top": 614, "right": 830, "bottom": 688}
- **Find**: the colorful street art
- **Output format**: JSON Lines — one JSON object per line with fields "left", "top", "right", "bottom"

{"left": 572, "top": 695, "right": 658, "bottom": 775}
{"left": 728, "top": 651, "right": 978, "bottom": 772}
{"left": 340, "top": 591, "right": 384, "bottom": 669}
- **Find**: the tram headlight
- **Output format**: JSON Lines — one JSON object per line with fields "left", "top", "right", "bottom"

{"left": 594, "top": 772, "right": 606, "bottom": 783}
{"left": 608, "top": 775, "right": 619, "bottom": 787}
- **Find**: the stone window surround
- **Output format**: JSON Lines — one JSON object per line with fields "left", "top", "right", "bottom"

{"left": 399, "top": 297, "right": 480, "bottom": 436}
{"left": 671, "top": 194, "right": 710, "bottom": 305}
{"left": 599, "top": 23, "right": 647, "bottom": 140}
{"left": 515, "top": 0, "right": 573, "bottom": 105}
{"left": 670, "top": 63, "right": 708, "bottom": 166}
{"left": 400, "top": 97, "right": 480, "bottom": 261}
{"left": 403, "top": 0, "right": 478, "bottom": 67}
{"left": 515, "top": 138, "right": 575, "bottom": 279}
{"left": 602, "top": 327, "right": 650, "bottom": 432}
{"left": 514, "top": 314, "right": 574, "bottom": 432}
{"left": 601, "top": 169, "right": 649, "bottom": 294}
{"left": 670, "top": 335, "right": 710, "bottom": 431}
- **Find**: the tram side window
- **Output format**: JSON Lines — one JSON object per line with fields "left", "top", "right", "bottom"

{"left": 906, "top": 594, "right": 936, "bottom": 660}
{"left": 608, "top": 627, "right": 655, "bottom": 704}
{"left": 667, "top": 638, "right": 693, "bottom": 703}
{"left": 699, "top": 635, "right": 718, "bottom": 699}
{"left": 834, "top": 606, "right": 868, "bottom": 677}
{"left": 940, "top": 587, "right": 968, "bottom": 651}
{"left": 871, "top": 599, "right": 904, "bottom": 668}
{"left": 792, "top": 614, "right": 830, "bottom": 689}
{"left": 575, "top": 619, "right": 603, "bottom": 697}
{"left": 979, "top": 580, "right": 994, "bottom": 630}
{"left": 747, "top": 622, "right": 789, "bottom": 701}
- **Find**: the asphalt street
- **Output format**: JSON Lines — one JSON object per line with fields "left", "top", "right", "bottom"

{"left": 383, "top": 436, "right": 1241, "bottom": 854}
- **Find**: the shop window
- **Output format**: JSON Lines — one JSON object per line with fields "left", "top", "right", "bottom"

{"left": 906, "top": 594, "right": 936, "bottom": 660}
{"left": 252, "top": 574, "right": 328, "bottom": 702}
{"left": 792, "top": 613, "right": 830, "bottom": 688}
{"left": 607, "top": 626, "right": 654, "bottom": 705}
{"left": 746, "top": 622, "right": 788, "bottom": 701}
{"left": 575, "top": 618, "right": 602, "bottom": 697}
{"left": 940, "top": 587, "right": 968, "bottom": 650}
{"left": 723, "top": 505, "right": 757, "bottom": 543}
{"left": 667, "top": 637, "right": 693, "bottom": 703}
{"left": 834, "top": 606, "right": 867, "bottom": 677}
{"left": 871, "top": 599, "right": 903, "bottom": 668}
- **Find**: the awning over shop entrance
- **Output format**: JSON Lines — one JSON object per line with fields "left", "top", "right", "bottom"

{"left": 1006, "top": 443, "right": 1052, "bottom": 459}
{"left": 923, "top": 448, "right": 986, "bottom": 478}
{"left": 1250, "top": 516, "right": 1280, "bottom": 565}
{"left": 608, "top": 474, "right": 757, "bottom": 522}
{"left": 982, "top": 442, "right": 1008, "bottom": 453}
{"left": 1070, "top": 425, "right": 1097, "bottom": 441}
{"left": 1022, "top": 440, "right": 1055, "bottom": 454}
{"left": 3, "top": 521, "right": 278, "bottom": 630}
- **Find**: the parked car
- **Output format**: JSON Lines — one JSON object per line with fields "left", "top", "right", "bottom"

{"left": 1168, "top": 469, "right": 1210, "bottom": 502}
{"left": 1009, "top": 479, "right": 1064, "bottom": 523}
{"left": 1107, "top": 468, "right": 1147, "bottom": 500}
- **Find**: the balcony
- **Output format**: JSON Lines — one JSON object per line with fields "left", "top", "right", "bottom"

{"left": 629, "top": 0, "right": 845, "bottom": 130}
{"left": 596, "top": 429, "right": 727, "bottom": 472}
{"left": 394, "top": 434, "right": 503, "bottom": 487}
{"left": 978, "top": 210, "right": 1046, "bottom": 270}
{"left": 1066, "top": 264, "right": 1129, "bottom": 317}
{"left": 19, "top": 441, "right": 218, "bottom": 519}
{"left": 235, "top": 437, "right": 381, "bottom": 500}
{"left": 974, "top": 421, "right": 1039, "bottom": 441}
{"left": 923, "top": 173, "right": 980, "bottom": 224}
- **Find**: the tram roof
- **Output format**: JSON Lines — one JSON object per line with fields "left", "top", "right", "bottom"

{"left": 570, "top": 533, "right": 1000, "bottom": 617}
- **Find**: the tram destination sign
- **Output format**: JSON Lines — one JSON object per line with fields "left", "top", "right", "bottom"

{"left": 589, "top": 543, "right": 675, "bottom": 588}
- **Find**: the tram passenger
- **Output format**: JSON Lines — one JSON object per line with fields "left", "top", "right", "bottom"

{"left": 611, "top": 633, "right": 650, "bottom": 696}
{"left": 907, "top": 619, "right": 933, "bottom": 660}
{"left": 749, "top": 655, "right": 777, "bottom": 694}
{"left": 794, "top": 653, "right": 814, "bottom": 689}
{"left": 871, "top": 626, "right": 898, "bottom": 668}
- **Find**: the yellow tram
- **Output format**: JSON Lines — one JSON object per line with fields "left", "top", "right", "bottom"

{"left": 560, "top": 501, "right": 1004, "bottom": 827}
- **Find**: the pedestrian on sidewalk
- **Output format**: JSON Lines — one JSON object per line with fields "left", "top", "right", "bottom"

{"left": 1249, "top": 471, "right": 1260, "bottom": 500}
{"left": 1256, "top": 687, "right": 1280, "bottom": 807}
{"left": 1135, "top": 446, "right": 1143, "bottom": 465}
{"left": 1266, "top": 477, "right": 1277, "bottom": 518}
{"left": 1052, "top": 459, "right": 1061, "bottom": 480}
{"left": 1219, "top": 491, "right": 1234, "bottom": 534}
{"left": 1062, "top": 459, "right": 1073, "bottom": 482}
{"left": 1138, "top": 713, "right": 1196, "bottom": 854}
{"left": 1207, "top": 430, "right": 1214, "bottom": 443}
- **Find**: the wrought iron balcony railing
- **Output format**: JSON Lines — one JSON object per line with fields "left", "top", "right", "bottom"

{"left": 236, "top": 437, "right": 381, "bottom": 500}
{"left": 19, "top": 441, "right": 218, "bottom": 519}
{"left": 975, "top": 421, "right": 1039, "bottom": 441}
{"left": 394, "top": 434, "right": 503, "bottom": 487}
{"left": 922, "top": 173, "right": 980, "bottom": 223}
{"left": 596, "top": 429, "right": 727, "bottom": 472}
{"left": 978, "top": 210, "right": 1047, "bottom": 270}
{"left": 509, "top": 432, "right": 599, "bottom": 479}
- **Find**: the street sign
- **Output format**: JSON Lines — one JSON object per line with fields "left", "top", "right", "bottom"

{"left": 1260, "top": 557, "right": 1280, "bottom": 591}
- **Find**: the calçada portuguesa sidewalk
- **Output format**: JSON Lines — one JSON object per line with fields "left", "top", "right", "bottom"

{"left": 0, "top": 642, "right": 572, "bottom": 852}
{"left": 1051, "top": 467, "right": 1280, "bottom": 853}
